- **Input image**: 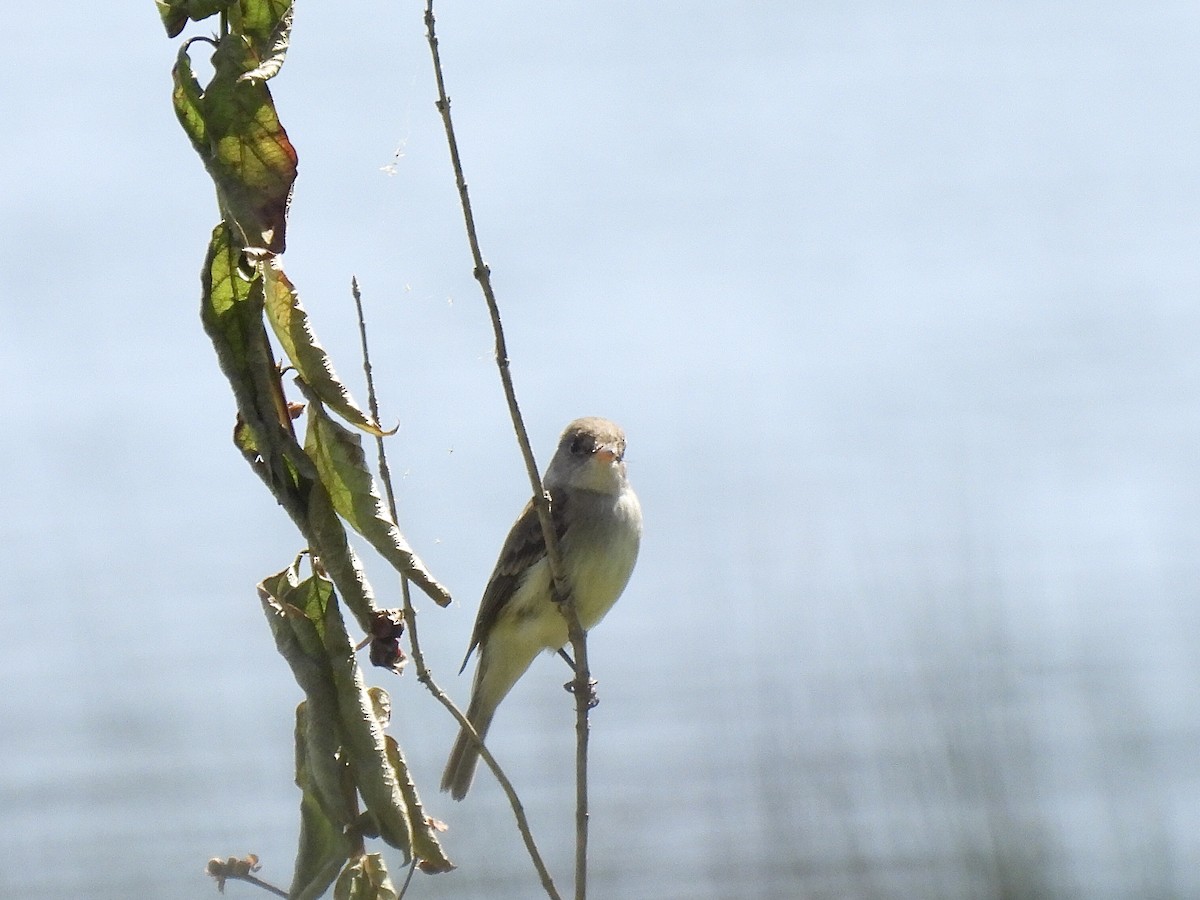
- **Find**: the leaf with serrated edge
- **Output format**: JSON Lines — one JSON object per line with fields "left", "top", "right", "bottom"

{"left": 230, "top": 0, "right": 293, "bottom": 81}
{"left": 362, "top": 688, "right": 452, "bottom": 870}
{"left": 303, "top": 483, "right": 385, "bottom": 630}
{"left": 300, "top": 381, "right": 452, "bottom": 607}
{"left": 201, "top": 223, "right": 298, "bottom": 498}
{"left": 171, "top": 37, "right": 297, "bottom": 252}
{"left": 386, "top": 734, "right": 454, "bottom": 873}
{"left": 321, "top": 594, "right": 413, "bottom": 858}
{"left": 261, "top": 258, "right": 383, "bottom": 435}
{"left": 259, "top": 565, "right": 355, "bottom": 829}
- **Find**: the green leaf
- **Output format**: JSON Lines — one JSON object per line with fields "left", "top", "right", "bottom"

{"left": 258, "top": 564, "right": 358, "bottom": 823}
{"left": 201, "top": 223, "right": 298, "bottom": 488}
{"left": 258, "top": 568, "right": 341, "bottom": 744}
{"left": 156, "top": 1, "right": 189, "bottom": 39}
{"left": 259, "top": 560, "right": 331, "bottom": 652}
{"left": 321, "top": 602, "right": 414, "bottom": 858}
{"left": 292, "top": 791, "right": 351, "bottom": 900}
{"left": 172, "top": 36, "right": 297, "bottom": 252}
{"left": 291, "top": 703, "right": 354, "bottom": 900}
{"left": 361, "top": 687, "right": 453, "bottom": 872}
{"left": 260, "top": 566, "right": 419, "bottom": 886}
{"left": 334, "top": 854, "right": 398, "bottom": 900}
{"left": 261, "top": 259, "right": 384, "bottom": 436}
{"left": 261, "top": 565, "right": 452, "bottom": 882}
{"left": 155, "top": 0, "right": 232, "bottom": 38}
{"left": 303, "top": 477, "right": 384, "bottom": 632}
{"left": 386, "top": 734, "right": 454, "bottom": 873}
{"left": 300, "top": 382, "right": 452, "bottom": 608}
{"left": 229, "top": 0, "right": 294, "bottom": 81}
{"left": 203, "top": 227, "right": 378, "bottom": 612}
{"left": 201, "top": 221, "right": 260, "bottom": 363}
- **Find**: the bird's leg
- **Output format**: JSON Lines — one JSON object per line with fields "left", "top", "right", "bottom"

{"left": 559, "top": 648, "right": 599, "bottom": 706}
{"left": 564, "top": 676, "right": 600, "bottom": 708}
{"left": 559, "top": 652, "right": 597, "bottom": 710}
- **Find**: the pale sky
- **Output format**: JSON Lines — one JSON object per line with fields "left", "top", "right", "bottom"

{"left": 4, "top": 3, "right": 1199, "bottom": 897}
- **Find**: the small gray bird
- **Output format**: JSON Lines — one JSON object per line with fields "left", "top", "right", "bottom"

{"left": 440, "top": 417, "right": 643, "bottom": 800}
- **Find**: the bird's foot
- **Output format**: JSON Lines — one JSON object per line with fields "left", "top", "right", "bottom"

{"left": 564, "top": 676, "right": 599, "bottom": 709}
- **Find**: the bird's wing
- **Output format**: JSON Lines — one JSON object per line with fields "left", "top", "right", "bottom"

{"left": 459, "top": 491, "right": 571, "bottom": 672}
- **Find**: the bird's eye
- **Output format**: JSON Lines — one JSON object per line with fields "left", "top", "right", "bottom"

{"left": 569, "top": 434, "right": 591, "bottom": 455}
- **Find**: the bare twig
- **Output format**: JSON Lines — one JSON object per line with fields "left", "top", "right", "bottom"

{"left": 351, "top": 277, "right": 562, "bottom": 900}
{"left": 421, "top": 6, "right": 594, "bottom": 898}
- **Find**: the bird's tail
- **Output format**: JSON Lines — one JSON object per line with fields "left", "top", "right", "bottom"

{"left": 442, "top": 638, "right": 540, "bottom": 800}
{"left": 440, "top": 686, "right": 497, "bottom": 800}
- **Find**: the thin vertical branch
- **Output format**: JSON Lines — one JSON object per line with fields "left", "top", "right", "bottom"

{"left": 350, "top": 277, "right": 562, "bottom": 900}
{"left": 422, "top": 5, "right": 592, "bottom": 898}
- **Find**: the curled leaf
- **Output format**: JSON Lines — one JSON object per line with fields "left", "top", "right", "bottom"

{"left": 386, "top": 735, "right": 454, "bottom": 873}
{"left": 261, "top": 259, "right": 384, "bottom": 435}
{"left": 291, "top": 703, "right": 354, "bottom": 900}
{"left": 320, "top": 599, "right": 414, "bottom": 858}
{"left": 172, "top": 36, "right": 297, "bottom": 252}
{"left": 201, "top": 222, "right": 297, "bottom": 493}
{"left": 300, "top": 381, "right": 452, "bottom": 608}
{"left": 230, "top": 0, "right": 294, "bottom": 81}
{"left": 156, "top": 0, "right": 232, "bottom": 38}
{"left": 302, "top": 477, "right": 384, "bottom": 632}
{"left": 334, "top": 854, "right": 398, "bottom": 900}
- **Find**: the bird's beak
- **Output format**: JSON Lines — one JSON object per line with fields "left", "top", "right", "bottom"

{"left": 594, "top": 444, "right": 621, "bottom": 464}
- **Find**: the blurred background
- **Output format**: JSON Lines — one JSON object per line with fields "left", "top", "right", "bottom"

{"left": 3, "top": 1, "right": 1198, "bottom": 897}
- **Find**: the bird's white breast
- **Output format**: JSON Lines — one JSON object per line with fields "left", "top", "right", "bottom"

{"left": 565, "top": 487, "right": 642, "bottom": 631}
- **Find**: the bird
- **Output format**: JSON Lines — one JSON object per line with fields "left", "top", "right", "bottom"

{"left": 440, "top": 416, "right": 642, "bottom": 800}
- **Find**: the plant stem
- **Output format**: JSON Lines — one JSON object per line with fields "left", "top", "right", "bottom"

{"left": 351, "top": 276, "right": 563, "bottom": 900}
{"left": 422, "top": 7, "right": 592, "bottom": 898}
